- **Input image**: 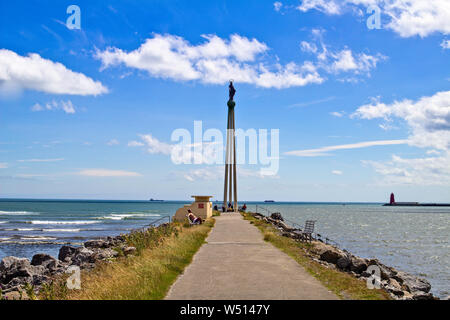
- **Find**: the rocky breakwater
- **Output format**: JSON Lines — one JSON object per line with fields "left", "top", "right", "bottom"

{"left": 250, "top": 211, "right": 438, "bottom": 300}
{"left": 0, "top": 235, "right": 137, "bottom": 300}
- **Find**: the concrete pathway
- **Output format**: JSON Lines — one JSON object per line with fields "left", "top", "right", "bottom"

{"left": 166, "top": 213, "right": 337, "bottom": 300}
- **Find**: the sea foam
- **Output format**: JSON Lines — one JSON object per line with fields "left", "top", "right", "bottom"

{"left": 28, "top": 220, "right": 101, "bottom": 225}
{"left": 43, "top": 228, "right": 81, "bottom": 232}
{"left": 0, "top": 211, "right": 39, "bottom": 216}
{"left": 97, "top": 213, "right": 161, "bottom": 220}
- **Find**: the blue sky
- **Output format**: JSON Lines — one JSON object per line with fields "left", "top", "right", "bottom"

{"left": 1, "top": 0, "right": 449, "bottom": 202}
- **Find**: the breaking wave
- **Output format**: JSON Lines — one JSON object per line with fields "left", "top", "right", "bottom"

{"left": 96, "top": 213, "right": 161, "bottom": 220}
{"left": 0, "top": 211, "right": 39, "bottom": 216}
{"left": 42, "top": 228, "right": 81, "bottom": 232}
{"left": 26, "top": 220, "right": 101, "bottom": 225}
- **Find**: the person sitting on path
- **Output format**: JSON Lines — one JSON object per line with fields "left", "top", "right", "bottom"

{"left": 187, "top": 209, "right": 202, "bottom": 225}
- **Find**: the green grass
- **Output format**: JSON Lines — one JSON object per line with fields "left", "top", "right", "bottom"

{"left": 243, "top": 212, "right": 391, "bottom": 300}
{"left": 52, "top": 220, "right": 214, "bottom": 300}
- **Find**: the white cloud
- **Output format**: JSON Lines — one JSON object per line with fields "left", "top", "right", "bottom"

{"left": 300, "top": 41, "right": 318, "bottom": 54}
{"left": 289, "top": 96, "right": 336, "bottom": 108}
{"left": 0, "top": 163, "right": 7, "bottom": 169}
{"left": 363, "top": 154, "right": 450, "bottom": 185}
{"left": 95, "top": 34, "right": 324, "bottom": 89}
{"left": 128, "top": 141, "right": 145, "bottom": 147}
{"left": 285, "top": 139, "right": 408, "bottom": 157}
{"left": 181, "top": 166, "right": 279, "bottom": 182}
{"left": 354, "top": 90, "right": 450, "bottom": 185}
{"left": 378, "top": 123, "right": 398, "bottom": 131}
{"left": 31, "top": 100, "right": 76, "bottom": 114}
{"left": 301, "top": 37, "right": 385, "bottom": 77}
{"left": 17, "top": 158, "right": 64, "bottom": 163}
{"left": 332, "top": 170, "right": 343, "bottom": 175}
{"left": 239, "top": 167, "right": 280, "bottom": 179}
{"left": 296, "top": 1, "right": 450, "bottom": 38}
{"left": 130, "top": 134, "right": 221, "bottom": 165}
{"left": 330, "top": 50, "right": 379, "bottom": 73}
{"left": 441, "top": 39, "right": 450, "bottom": 49}
{"left": 77, "top": 169, "right": 142, "bottom": 177}
{"left": 107, "top": 139, "right": 119, "bottom": 146}
{"left": 381, "top": 0, "right": 450, "bottom": 38}
{"left": 183, "top": 166, "right": 222, "bottom": 182}
{"left": 274, "top": 2, "right": 283, "bottom": 12}
{"left": 426, "top": 150, "right": 441, "bottom": 155}
{"left": 60, "top": 101, "right": 76, "bottom": 114}
{"left": 352, "top": 91, "right": 450, "bottom": 150}
{"left": 330, "top": 111, "right": 344, "bottom": 117}
{"left": 139, "top": 134, "right": 173, "bottom": 155}
{"left": 297, "top": 0, "right": 342, "bottom": 15}
{"left": 15, "top": 174, "right": 48, "bottom": 178}
{"left": 0, "top": 49, "right": 108, "bottom": 96}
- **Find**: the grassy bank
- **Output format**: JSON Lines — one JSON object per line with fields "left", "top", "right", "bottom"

{"left": 242, "top": 212, "right": 390, "bottom": 300}
{"left": 51, "top": 219, "right": 214, "bottom": 300}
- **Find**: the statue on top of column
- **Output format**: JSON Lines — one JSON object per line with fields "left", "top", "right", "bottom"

{"left": 229, "top": 81, "right": 236, "bottom": 102}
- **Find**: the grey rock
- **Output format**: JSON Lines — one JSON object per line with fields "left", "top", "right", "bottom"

{"left": 5, "top": 277, "right": 31, "bottom": 288}
{"left": 384, "top": 278, "right": 404, "bottom": 296}
{"left": 361, "top": 271, "right": 371, "bottom": 278}
{"left": 31, "top": 253, "right": 54, "bottom": 266}
{"left": 337, "top": 256, "right": 351, "bottom": 270}
{"left": 1, "top": 285, "right": 20, "bottom": 293}
{"left": 58, "top": 246, "right": 78, "bottom": 262}
{"left": 70, "top": 248, "right": 95, "bottom": 267}
{"left": 350, "top": 256, "right": 368, "bottom": 274}
{"left": 401, "top": 291, "right": 414, "bottom": 300}
{"left": 270, "top": 212, "right": 284, "bottom": 221}
{"left": 389, "top": 292, "right": 400, "bottom": 300}
{"left": 367, "top": 259, "right": 395, "bottom": 280}
{"left": 31, "top": 253, "right": 61, "bottom": 273}
{"left": 84, "top": 240, "right": 108, "bottom": 249}
{"left": 412, "top": 291, "right": 434, "bottom": 300}
{"left": 123, "top": 247, "right": 137, "bottom": 256}
{"left": 92, "top": 248, "right": 118, "bottom": 260}
{"left": 393, "top": 271, "right": 431, "bottom": 293}
{"left": 4, "top": 290, "right": 28, "bottom": 300}
{"left": 0, "top": 256, "right": 45, "bottom": 287}
{"left": 32, "top": 274, "right": 50, "bottom": 286}
{"left": 379, "top": 266, "right": 395, "bottom": 281}
{"left": 277, "top": 221, "right": 293, "bottom": 232}
{"left": 319, "top": 248, "right": 346, "bottom": 264}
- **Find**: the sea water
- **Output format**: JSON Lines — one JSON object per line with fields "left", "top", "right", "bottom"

{"left": 0, "top": 199, "right": 182, "bottom": 261}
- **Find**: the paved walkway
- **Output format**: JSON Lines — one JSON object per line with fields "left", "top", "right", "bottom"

{"left": 166, "top": 213, "right": 337, "bottom": 300}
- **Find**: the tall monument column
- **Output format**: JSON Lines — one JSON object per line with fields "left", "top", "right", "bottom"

{"left": 223, "top": 81, "right": 238, "bottom": 212}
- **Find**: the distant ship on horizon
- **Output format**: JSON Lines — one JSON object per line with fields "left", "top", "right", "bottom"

{"left": 383, "top": 193, "right": 450, "bottom": 207}
{"left": 149, "top": 198, "right": 164, "bottom": 202}
{"left": 264, "top": 200, "right": 275, "bottom": 203}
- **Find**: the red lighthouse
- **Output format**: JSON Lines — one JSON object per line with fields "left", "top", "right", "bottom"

{"left": 390, "top": 193, "right": 396, "bottom": 205}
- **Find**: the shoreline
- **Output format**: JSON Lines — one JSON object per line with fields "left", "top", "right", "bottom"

{"left": 246, "top": 211, "right": 440, "bottom": 300}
